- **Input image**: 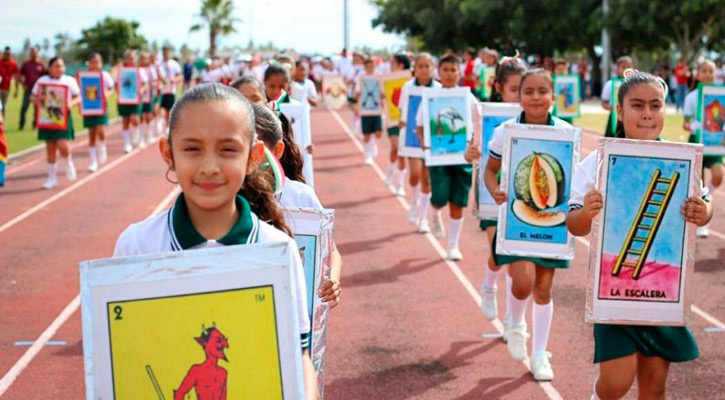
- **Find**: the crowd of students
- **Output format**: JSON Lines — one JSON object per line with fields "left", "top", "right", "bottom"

{"left": 2, "top": 42, "right": 721, "bottom": 399}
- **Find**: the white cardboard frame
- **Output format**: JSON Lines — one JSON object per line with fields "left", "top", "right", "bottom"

{"left": 381, "top": 71, "right": 412, "bottom": 127}
{"left": 286, "top": 208, "right": 334, "bottom": 398}
{"left": 422, "top": 87, "right": 473, "bottom": 166}
{"left": 280, "top": 102, "right": 315, "bottom": 187}
{"left": 474, "top": 103, "right": 521, "bottom": 219}
{"left": 696, "top": 84, "right": 725, "bottom": 155}
{"left": 321, "top": 76, "right": 347, "bottom": 110}
{"left": 496, "top": 124, "right": 581, "bottom": 259}
{"left": 80, "top": 242, "right": 305, "bottom": 400}
{"left": 586, "top": 138, "right": 701, "bottom": 326}
{"left": 398, "top": 85, "right": 425, "bottom": 158}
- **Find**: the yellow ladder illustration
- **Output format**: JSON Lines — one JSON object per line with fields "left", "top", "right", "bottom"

{"left": 612, "top": 169, "right": 679, "bottom": 280}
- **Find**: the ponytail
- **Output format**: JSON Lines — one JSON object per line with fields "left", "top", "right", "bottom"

{"left": 279, "top": 113, "right": 307, "bottom": 183}
{"left": 239, "top": 168, "right": 292, "bottom": 237}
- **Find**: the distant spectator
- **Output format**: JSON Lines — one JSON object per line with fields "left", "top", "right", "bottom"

{"left": 18, "top": 47, "right": 46, "bottom": 130}
{"left": 673, "top": 57, "right": 690, "bottom": 113}
{"left": 0, "top": 47, "right": 19, "bottom": 117}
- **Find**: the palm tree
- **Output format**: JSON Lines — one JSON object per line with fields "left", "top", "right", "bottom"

{"left": 189, "top": 0, "right": 240, "bottom": 58}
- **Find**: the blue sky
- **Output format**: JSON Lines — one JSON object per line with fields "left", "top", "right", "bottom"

{"left": 2, "top": 0, "right": 405, "bottom": 54}
{"left": 602, "top": 155, "right": 689, "bottom": 266}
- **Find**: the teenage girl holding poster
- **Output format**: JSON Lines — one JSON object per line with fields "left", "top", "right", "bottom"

{"left": 82, "top": 53, "right": 115, "bottom": 172}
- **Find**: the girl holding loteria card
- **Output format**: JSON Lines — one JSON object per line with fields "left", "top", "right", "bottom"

{"left": 114, "top": 50, "right": 142, "bottom": 154}
{"left": 464, "top": 55, "right": 526, "bottom": 333}
{"left": 683, "top": 59, "right": 721, "bottom": 238}
{"left": 31, "top": 57, "right": 81, "bottom": 189}
{"left": 113, "top": 83, "right": 319, "bottom": 399}
{"left": 82, "top": 53, "right": 115, "bottom": 172}
{"left": 484, "top": 68, "right": 573, "bottom": 381}
{"left": 398, "top": 53, "right": 441, "bottom": 232}
{"left": 568, "top": 70, "right": 711, "bottom": 400}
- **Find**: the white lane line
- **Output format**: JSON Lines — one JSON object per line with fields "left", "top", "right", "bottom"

{"left": 5, "top": 120, "right": 122, "bottom": 177}
{"left": 331, "top": 110, "right": 564, "bottom": 400}
{"left": 0, "top": 145, "right": 147, "bottom": 235}
{"left": 0, "top": 186, "right": 180, "bottom": 396}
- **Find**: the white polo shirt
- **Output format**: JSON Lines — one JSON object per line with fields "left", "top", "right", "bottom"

{"left": 114, "top": 194, "right": 311, "bottom": 348}
{"left": 290, "top": 78, "right": 318, "bottom": 105}
{"left": 488, "top": 113, "right": 574, "bottom": 160}
{"left": 398, "top": 78, "right": 442, "bottom": 128}
{"left": 279, "top": 179, "right": 323, "bottom": 209}
{"left": 31, "top": 74, "right": 80, "bottom": 101}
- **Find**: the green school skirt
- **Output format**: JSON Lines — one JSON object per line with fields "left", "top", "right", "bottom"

{"left": 361, "top": 116, "right": 383, "bottom": 134}
{"left": 387, "top": 126, "right": 400, "bottom": 137}
{"left": 83, "top": 115, "right": 108, "bottom": 128}
{"left": 429, "top": 165, "right": 472, "bottom": 208}
{"left": 142, "top": 102, "right": 153, "bottom": 113}
{"left": 118, "top": 104, "right": 141, "bottom": 117}
{"left": 153, "top": 95, "right": 161, "bottom": 105}
{"left": 39, "top": 116, "right": 74, "bottom": 141}
{"left": 593, "top": 324, "right": 698, "bottom": 363}
{"left": 491, "top": 232, "right": 570, "bottom": 269}
{"left": 161, "top": 94, "right": 175, "bottom": 110}
{"left": 480, "top": 219, "right": 497, "bottom": 230}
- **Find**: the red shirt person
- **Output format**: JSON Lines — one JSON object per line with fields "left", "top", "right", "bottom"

{"left": 0, "top": 47, "right": 19, "bottom": 117}
{"left": 18, "top": 47, "right": 47, "bottom": 130}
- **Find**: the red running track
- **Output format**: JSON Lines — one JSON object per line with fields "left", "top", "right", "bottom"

{"left": 0, "top": 109, "right": 724, "bottom": 399}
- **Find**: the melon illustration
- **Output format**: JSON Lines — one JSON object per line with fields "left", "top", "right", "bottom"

{"left": 512, "top": 152, "right": 566, "bottom": 226}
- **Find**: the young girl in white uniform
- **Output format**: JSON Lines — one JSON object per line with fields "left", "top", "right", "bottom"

{"left": 113, "top": 84, "right": 319, "bottom": 399}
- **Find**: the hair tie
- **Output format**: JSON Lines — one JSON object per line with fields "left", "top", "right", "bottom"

{"left": 622, "top": 68, "right": 638, "bottom": 80}
{"left": 499, "top": 50, "right": 521, "bottom": 66}
{"left": 260, "top": 146, "right": 285, "bottom": 198}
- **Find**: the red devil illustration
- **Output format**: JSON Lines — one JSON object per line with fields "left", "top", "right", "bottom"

{"left": 174, "top": 323, "right": 229, "bottom": 400}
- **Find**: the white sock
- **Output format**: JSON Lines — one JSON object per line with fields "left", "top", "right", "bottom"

{"left": 505, "top": 273, "right": 513, "bottom": 319}
{"left": 142, "top": 123, "right": 149, "bottom": 139}
{"left": 122, "top": 129, "right": 131, "bottom": 146}
{"left": 532, "top": 301, "right": 554, "bottom": 354}
{"left": 483, "top": 265, "right": 500, "bottom": 289}
{"left": 89, "top": 147, "right": 98, "bottom": 163}
{"left": 510, "top": 293, "right": 529, "bottom": 326}
{"left": 419, "top": 192, "right": 432, "bottom": 221}
{"left": 387, "top": 163, "right": 395, "bottom": 175}
{"left": 396, "top": 169, "right": 407, "bottom": 188}
{"left": 411, "top": 184, "right": 420, "bottom": 206}
{"left": 448, "top": 217, "right": 463, "bottom": 248}
{"left": 590, "top": 380, "right": 601, "bottom": 400}
{"left": 364, "top": 140, "right": 373, "bottom": 157}
{"left": 133, "top": 126, "right": 140, "bottom": 143}
{"left": 47, "top": 163, "right": 57, "bottom": 178}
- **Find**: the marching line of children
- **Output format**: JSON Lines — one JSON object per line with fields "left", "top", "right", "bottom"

{"left": 384, "top": 54, "right": 412, "bottom": 196}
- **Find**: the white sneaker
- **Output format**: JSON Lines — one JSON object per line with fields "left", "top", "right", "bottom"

{"left": 531, "top": 352, "right": 554, "bottom": 381}
{"left": 364, "top": 156, "right": 374, "bottom": 165}
{"left": 66, "top": 160, "right": 77, "bottom": 181}
{"left": 417, "top": 219, "right": 431, "bottom": 234}
{"left": 88, "top": 161, "right": 99, "bottom": 173}
{"left": 138, "top": 135, "right": 147, "bottom": 149}
{"left": 98, "top": 144, "right": 108, "bottom": 164}
{"left": 507, "top": 321, "right": 529, "bottom": 361}
{"left": 697, "top": 225, "right": 709, "bottom": 238}
{"left": 431, "top": 213, "right": 445, "bottom": 239}
{"left": 480, "top": 283, "right": 498, "bottom": 320}
{"left": 447, "top": 246, "right": 463, "bottom": 261}
{"left": 124, "top": 143, "right": 133, "bottom": 154}
{"left": 407, "top": 203, "right": 419, "bottom": 224}
{"left": 395, "top": 185, "right": 406, "bottom": 197}
{"left": 42, "top": 175, "right": 58, "bottom": 189}
{"left": 385, "top": 169, "right": 394, "bottom": 184}
{"left": 502, "top": 316, "right": 511, "bottom": 342}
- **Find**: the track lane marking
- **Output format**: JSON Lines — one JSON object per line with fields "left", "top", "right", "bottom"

{"left": 0, "top": 186, "right": 180, "bottom": 396}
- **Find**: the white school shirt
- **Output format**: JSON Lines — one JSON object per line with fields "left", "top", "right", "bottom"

{"left": 488, "top": 114, "right": 574, "bottom": 160}
{"left": 160, "top": 59, "right": 182, "bottom": 93}
{"left": 600, "top": 78, "right": 615, "bottom": 103}
{"left": 716, "top": 67, "right": 725, "bottom": 85}
{"left": 290, "top": 79, "right": 318, "bottom": 104}
{"left": 98, "top": 70, "right": 115, "bottom": 95}
{"left": 279, "top": 179, "right": 324, "bottom": 209}
{"left": 113, "top": 201, "right": 311, "bottom": 347}
{"left": 31, "top": 75, "right": 81, "bottom": 102}
{"left": 415, "top": 87, "right": 482, "bottom": 144}
{"left": 568, "top": 149, "right": 711, "bottom": 211}
{"left": 683, "top": 89, "right": 698, "bottom": 120}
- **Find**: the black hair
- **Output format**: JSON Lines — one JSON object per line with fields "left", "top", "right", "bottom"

{"left": 465, "top": 47, "right": 476, "bottom": 57}
{"left": 439, "top": 54, "right": 460, "bottom": 67}
{"left": 89, "top": 52, "right": 102, "bottom": 61}
{"left": 231, "top": 75, "right": 264, "bottom": 92}
{"left": 251, "top": 103, "right": 283, "bottom": 149}
{"left": 264, "top": 64, "right": 290, "bottom": 83}
{"left": 393, "top": 53, "right": 411, "bottom": 70}
{"left": 519, "top": 68, "right": 554, "bottom": 93}
{"left": 495, "top": 56, "right": 527, "bottom": 86}
{"left": 3, "top": 47, "right": 9, "bottom": 52}
{"left": 48, "top": 57, "right": 62, "bottom": 69}
{"left": 167, "top": 83, "right": 292, "bottom": 235}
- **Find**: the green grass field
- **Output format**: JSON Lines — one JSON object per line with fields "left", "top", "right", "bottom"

{"left": 572, "top": 113, "right": 689, "bottom": 143}
{"left": 2, "top": 87, "right": 118, "bottom": 155}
